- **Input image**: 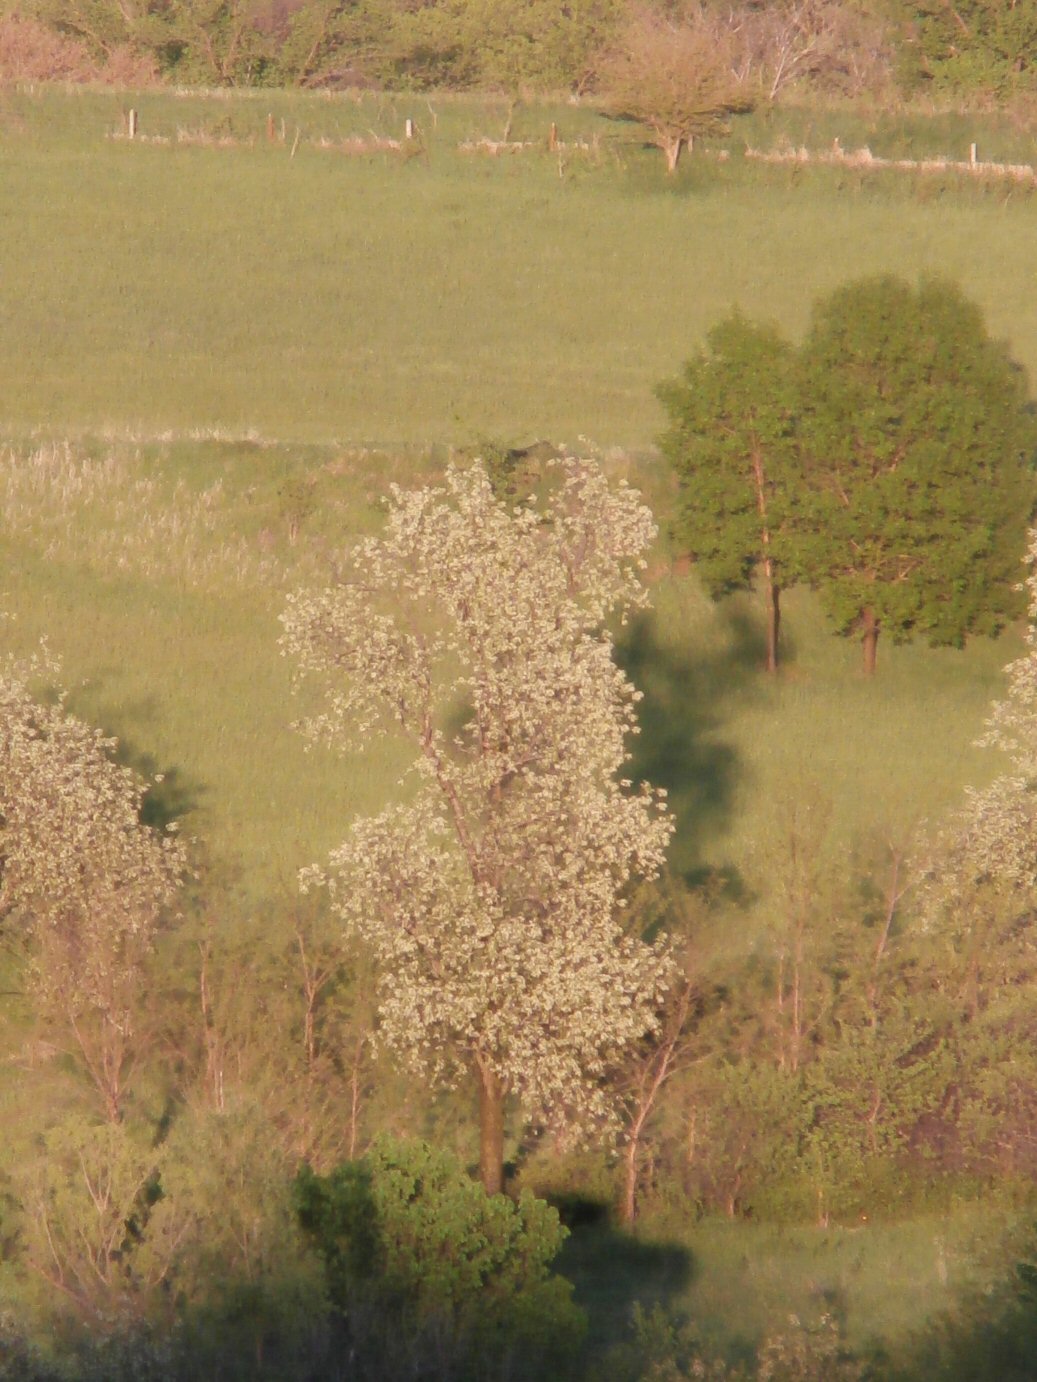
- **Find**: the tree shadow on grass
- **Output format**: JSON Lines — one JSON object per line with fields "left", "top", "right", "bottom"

{"left": 615, "top": 601, "right": 764, "bottom": 881}
{"left": 557, "top": 1215, "right": 695, "bottom": 1368}
{"left": 59, "top": 688, "right": 206, "bottom": 834}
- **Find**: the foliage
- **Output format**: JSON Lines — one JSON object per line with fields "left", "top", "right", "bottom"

{"left": 387, "top": 0, "right": 623, "bottom": 92}
{"left": 11, "top": 1115, "right": 165, "bottom": 1325}
{"left": 0, "top": 661, "right": 185, "bottom": 1121}
{"left": 282, "top": 459, "right": 674, "bottom": 1189}
{"left": 713, "top": 0, "right": 894, "bottom": 100}
{"left": 598, "top": 10, "right": 753, "bottom": 172}
{"left": 295, "top": 1136, "right": 585, "bottom": 1379}
{"left": 0, "top": 13, "right": 155, "bottom": 83}
{"left": 146, "top": 1104, "right": 329, "bottom": 1373}
{"left": 657, "top": 312, "right": 801, "bottom": 670}
{"left": 166, "top": 901, "right": 382, "bottom": 1171}
{"left": 891, "top": 0, "right": 1037, "bottom": 95}
{"left": 797, "top": 274, "right": 1035, "bottom": 671}
{"left": 659, "top": 277, "right": 1034, "bottom": 673}
{"left": 916, "top": 525, "right": 1037, "bottom": 1179}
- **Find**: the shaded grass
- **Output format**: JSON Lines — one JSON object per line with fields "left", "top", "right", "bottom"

{"left": 565, "top": 1201, "right": 1034, "bottom": 1376}
{"left": 621, "top": 577, "right": 1014, "bottom": 885}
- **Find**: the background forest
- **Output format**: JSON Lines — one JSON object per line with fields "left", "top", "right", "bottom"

{"left": 3, "top": 6, "right": 1037, "bottom": 1378}
{"left": 4, "top": 0, "right": 1037, "bottom": 100}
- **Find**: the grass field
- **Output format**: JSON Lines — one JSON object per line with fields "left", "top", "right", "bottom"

{"left": 0, "top": 84, "right": 1025, "bottom": 890}
{"left": 2, "top": 87, "right": 1037, "bottom": 448}
{"left": 2, "top": 86, "right": 1037, "bottom": 1372}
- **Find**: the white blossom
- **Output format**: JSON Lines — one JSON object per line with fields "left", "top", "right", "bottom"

{"left": 0, "top": 660, "right": 185, "bottom": 1118}
{"left": 281, "top": 459, "right": 674, "bottom": 1134}
{"left": 923, "top": 529, "right": 1037, "bottom": 909}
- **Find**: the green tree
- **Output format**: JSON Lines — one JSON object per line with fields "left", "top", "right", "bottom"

{"left": 281, "top": 459, "right": 674, "bottom": 1195}
{"left": 296, "top": 1137, "right": 584, "bottom": 1378}
{"left": 658, "top": 312, "right": 802, "bottom": 672}
{"left": 797, "top": 275, "right": 1035, "bottom": 673}
{"left": 892, "top": 0, "right": 1037, "bottom": 94}
{"left": 387, "top": 0, "right": 623, "bottom": 92}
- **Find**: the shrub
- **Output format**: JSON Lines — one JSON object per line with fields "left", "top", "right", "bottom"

{"left": 296, "top": 1136, "right": 586, "bottom": 1379}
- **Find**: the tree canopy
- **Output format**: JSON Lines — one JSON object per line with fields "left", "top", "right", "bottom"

{"left": 658, "top": 312, "right": 802, "bottom": 671}
{"left": 661, "top": 277, "right": 1035, "bottom": 674}
{"left": 281, "top": 459, "right": 673, "bottom": 1194}
{"left": 797, "top": 275, "right": 1036, "bottom": 672}
{"left": 0, "top": 659, "right": 185, "bottom": 1122}
{"left": 598, "top": 11, "right": 752, "bottom": 172}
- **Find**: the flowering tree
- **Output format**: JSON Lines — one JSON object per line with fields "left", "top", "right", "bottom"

{"left": 281, "top": 459, "right": 674, "bottom": 1193}
{"left": 0, "top": 665, "right": 185, "bottom": 1121}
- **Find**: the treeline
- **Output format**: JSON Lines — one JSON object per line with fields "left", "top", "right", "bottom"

{"left": 2, "top": 0, "right": 1036, "bottom": 99}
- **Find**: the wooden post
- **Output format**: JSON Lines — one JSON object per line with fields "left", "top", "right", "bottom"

{"left": 405, "top": 118, "right": 415, "bottom": 140}
{"left": 280, "top": 117, "right": 286, "bottom": 142}
{"left": 969, "top": 141, "right": 978, "bottom": 166}
{"left": 266, "top": 112, "right": 275, "bottom": 143}
{"left": 128, "top": 108, "right": 137, "bottom": 140}
{"left": 548, "top": 121, "right": 558, "bottom": 152}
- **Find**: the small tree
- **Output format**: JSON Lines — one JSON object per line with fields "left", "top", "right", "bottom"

{"left": 797, "top": 275, "right": 1036, "bottom": 673}
{"left": 597, "top": 11, "right": 752, "bottom": 173}
{"left": 281, "top": 459, "right": 674, "bottom": 1195}
{"left": 0, "top": 665, "right": 184, "bottom": 1121}
{"left": 296, "top": 1137, "right": 584, "bottom": 1377}
{"left": 658, "top": 312, "right": 802, "bottom": 672}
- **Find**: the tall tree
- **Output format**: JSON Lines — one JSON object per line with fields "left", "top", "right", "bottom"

{"left": 797, "top": 275, "right": 1035, "bottom": 673}
{"left": 281, "top": 459, "right": 674, "bottom": 1194}
{"left": 658, "top": 312, "right": 802, "bottom": 672}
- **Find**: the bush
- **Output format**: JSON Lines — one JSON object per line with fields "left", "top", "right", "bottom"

{"left": 296, "top": 1135, "right": 586, "bottom": 1380}
{"left": 0, "top": 15, "right": 157, "bottom": 85}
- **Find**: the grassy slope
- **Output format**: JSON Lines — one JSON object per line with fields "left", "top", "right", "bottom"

{"left": 0, "top": 88, "right": 1034, "bottom": 1367}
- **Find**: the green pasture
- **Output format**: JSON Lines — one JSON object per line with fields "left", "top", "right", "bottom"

{"left": 2, "top": 86, "right": 1037, "bottom": 447}
{"left": 0, "top": 76, "right": 1027, "bottom": 887}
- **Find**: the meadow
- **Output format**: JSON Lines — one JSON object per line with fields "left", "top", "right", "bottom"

{"left": 2, "top": 85, "right": 1037, "bottom": 447}
{"left": 3, "top": 85, "right": 1037, "bottom": 1373}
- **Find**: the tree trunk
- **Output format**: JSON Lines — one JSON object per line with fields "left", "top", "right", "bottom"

{"left": 766, "top": 577, "right": 781, "bottom": 674}
{"left": 861, "top": 607, "right": 879, "bottom": 675}
{"left": 750, "top": 442, "right": 780, "bottom": 674}
{"left": 664, "top": 136, "right": 682, "bottom": 173}
{"left": 478, "top": 1063, "right": 505, "bottom": 1195}
{"left": 620, "top": 1132, "right": 640, "bottom": 1227}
